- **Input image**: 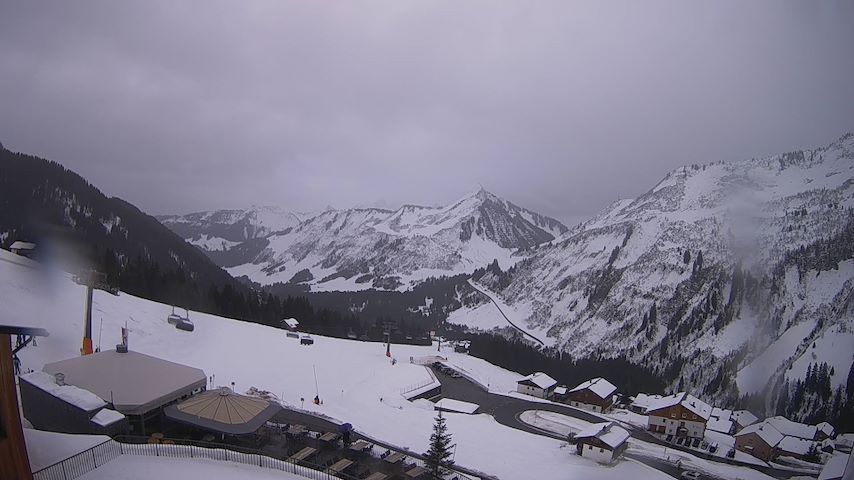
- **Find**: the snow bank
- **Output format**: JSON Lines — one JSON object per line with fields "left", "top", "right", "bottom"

{"left": 25, "top": 428, "right": 110, "bottom": 471}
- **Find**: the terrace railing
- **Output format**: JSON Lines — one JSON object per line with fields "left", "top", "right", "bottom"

{"left": 33, "top": 435, "right": 481, "bottom": 480}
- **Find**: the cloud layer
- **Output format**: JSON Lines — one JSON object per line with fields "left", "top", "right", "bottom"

{"left": 2, "top": 1, "right": 853, "bottom": 224}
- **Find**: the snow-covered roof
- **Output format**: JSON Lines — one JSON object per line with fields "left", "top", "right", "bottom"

{"left": 282, "top": 318, "right": 299, "bottom": 328}
{"left": 434, "top": 398, "right": 479, "bottom": 414}
{"left": 736, "top": 422, "right": 784, "bottom": 447}
{"left": 766, "top": 416, "right": 817, "bottom": 440}
{"left": 645, "top": 392, "right": 712, "bottom": 420}
{"left": 818, "top": 453, "right": 852, "bottom": 480}
{"left": 91, "top": 408, "right": 126, "bottom": 427}
{"left": 707, "top": 416, "right": 734, "bottom": 434}
{"left": 630, "top": 393, "right": 662, "bottom": 410}
{"left": 817, "top": 422, "right": 835, "bottom": 437}
{"left": 21, "top": 371, "right": 107, "bottom": 412}
{"left": 10, "top": 241, "right": 36, "bottom": 250}
{"left": 574, "top": 421, "right": 629, "bottom": 449}
{"left": 518, "top": 372, "right": 557, "bottom": 390}
{"left": 568, "top": 377, "right": 617, "bottom": 400}
{"left": 835, "top": 433, "right": 854, "bottom": 448}
{"left": 778, "top": 436, "right": 816, "bottom": 456}
{"left": 43, "top": 349, "right": 207, "bottom": 415}
{"left": 732, "top": 410, "right": 759, "bottom": 428}
{"left": 553, "top": 386, "right": 568, "bottom": 396}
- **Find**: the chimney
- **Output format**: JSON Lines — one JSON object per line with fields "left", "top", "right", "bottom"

{"left": 54, "top": 373, "right": 66, "bottom": 386}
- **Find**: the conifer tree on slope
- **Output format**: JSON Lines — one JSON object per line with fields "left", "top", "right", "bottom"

{"left": 425, "top": 410, "right": 454, "bottom": 478}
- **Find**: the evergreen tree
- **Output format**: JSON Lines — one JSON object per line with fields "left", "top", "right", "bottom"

{"left": 424, "top": 411, "right": 455, "bottom": 478}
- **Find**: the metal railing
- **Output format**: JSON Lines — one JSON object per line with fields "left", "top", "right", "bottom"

{"left": 32, "top": 435, "right": 480, "bottom": 480}
{"left": 32, "top": 439, "right": 121, "bottom": 480}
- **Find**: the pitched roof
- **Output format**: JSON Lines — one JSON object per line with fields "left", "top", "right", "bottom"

{"left": 645, "top": 392, "right": 712, "bottom": 420}
{"left": 778, "top": 436, "right": 816, "bottom": 456}
{"left": 282, "top": 318, "right": 299, "bottom": 328}
{"left": 707, "top": 416, "right": 734, "bottom": 434}
{"left": 569, "top": 377, "right": 617, "bottom": 400}
{"left": 518, "top": 372, "right": 557, "bottom": 390}
{"left": 10, "top": 241, "right": 36, "bottom": 250}
{"left": 164, "top": 387, "right": 282, "bottom": 435}
{"left": 732, "top": 410, "right": 759, "bottom": 428}
{"left": 766, "top": 416, "right": 817, "bottom": 440}
{"left": 630, "top": 393, "right": 663, "bottom": 411}
{"left": 575, "top": 421, "right": 630, "bottom": 449}
{"left": 736, "top": 422, "right": 784, "bottom": 447}
{"left": 817, "top": 422, "right": 835, "bottom": 436}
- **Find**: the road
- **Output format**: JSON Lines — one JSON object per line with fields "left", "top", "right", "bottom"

{"left": 432, "top": 367, "right": 807, "bottom": 480}
{"left": 467, "top": 280, "right": 545, "bottom": 346}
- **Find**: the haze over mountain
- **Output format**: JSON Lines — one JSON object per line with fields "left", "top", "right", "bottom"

{"left": 458, "top": 133, "right": 854, "bottom": 413}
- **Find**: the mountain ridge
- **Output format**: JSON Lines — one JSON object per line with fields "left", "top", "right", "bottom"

{"left": 159, "top": 187, "right": 569, "bottom": 291}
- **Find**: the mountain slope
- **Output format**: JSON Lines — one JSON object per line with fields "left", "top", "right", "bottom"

{"left": 465, "top": 133, "right": 854, "bottom": 409}
{"left": 0, "top": 146, "right": 278, "bottom": 318}
{"left": 160, "top": 188, "right": 568, "bottom": 291}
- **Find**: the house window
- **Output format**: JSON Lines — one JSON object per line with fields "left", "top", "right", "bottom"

{"left": 600, "top": 448, "right": 604, "bottom": 453}
{"left": 682, "top": 413, "right": 687, "bottom": 418}
{"left": 588, "top": 445, "right": 592, "bottom": 450}
{"left": 671, "top": 413, "right": 677, "bottom": 418}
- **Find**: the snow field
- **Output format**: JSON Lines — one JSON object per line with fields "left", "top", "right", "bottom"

{"left": 4, "top": 257, "right": 670, "bottom": 480}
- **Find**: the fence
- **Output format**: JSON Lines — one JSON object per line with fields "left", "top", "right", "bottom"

{"left": 32, "top": 439, "right": 120, "bottom": 480}
{"left": 32, "top": 435, "right": 481, "bottom": 480}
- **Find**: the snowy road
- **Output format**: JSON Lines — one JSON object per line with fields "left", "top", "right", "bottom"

{"left": 467, "top": 280, "right": 545, "bottom": 345}
{"left": 432, "top": 366, "right": 805, "bottom": 480}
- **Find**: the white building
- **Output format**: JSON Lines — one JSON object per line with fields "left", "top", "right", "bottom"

{"left": 516, "top": 372, "right": 557, "bottom": 399}
{"left": 566, "top": 377, "right": 617, "bottom": 413}
{"left": 646, "top": 392, "right": 712, "bottom": 439}
{"left": 574, "top": 421, "right": 630, "bottom": 464}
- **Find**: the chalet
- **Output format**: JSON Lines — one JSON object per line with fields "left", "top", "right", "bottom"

{"left": 282, "top": 318, "right": 299, "bottom": 331}
{"left": 835, "top": 433, "right": 854, "bottom": 453}
{"left": 516, "top": 372, "right": 557, "bottom": 399}
{"left": 9, "top": 241, "right": 37, "bottom": 259}
{"left": 731, "top": 409, "right": 759, "bottom": 432}
{"left": 646, "top": 392, "right": 712, "bottom": 439}
{"left": 765, "top": 416, "right": 818, "bottom": 441}
{"left": 566, "top": 377, "right": 617, "bottom": 413}
{"left": 629, "top": 393, "right": 662, "bottom": 414}
{"left": 777, "top": 435, "right": 818, "bottom": 462}
{"left": 735, "top": 422, "right": 784, "bottom": 462}
{"left": 573, "top": 421, "right": 630, "bottom": 464}
{"left": 816, "top": 422, "right": 836, "bottom": 441}
{"left": 707, "top": 407, "right": 736, "bottom": 435}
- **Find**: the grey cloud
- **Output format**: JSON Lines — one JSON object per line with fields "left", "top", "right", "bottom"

{"left": 1, "top": 1, "right": 853, "bottom": 225}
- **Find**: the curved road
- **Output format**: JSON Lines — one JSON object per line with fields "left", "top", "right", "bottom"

{"left": 467, "top": 280, "right": 545, "bottom": 346}
{"left": 433, "top": 367, "right": 805, "bottom": 480}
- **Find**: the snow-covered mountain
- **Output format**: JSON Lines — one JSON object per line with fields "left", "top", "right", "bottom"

{"left": 458, "top": 133, "right": 854, "bottom": 409}
{"left": 158, "top": 189, "right": 568, "bottom": 291}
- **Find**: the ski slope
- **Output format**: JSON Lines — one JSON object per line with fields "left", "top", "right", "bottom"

{"left": 3, "top": 250, "right": 668, "bottom": 480}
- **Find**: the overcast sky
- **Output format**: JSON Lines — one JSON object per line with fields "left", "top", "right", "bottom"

{"left": 1, "top": 1, "right": 853, "bottom": 226}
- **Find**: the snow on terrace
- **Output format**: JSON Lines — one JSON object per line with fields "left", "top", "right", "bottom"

{"left": 2, "top": 256, "right": 670, "bottom": 480}
{"left": 79, "top": 455, "right": 307, "bottom": 480}
{"left": 25, "top": 429, "right": 110, "bottom": 471}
